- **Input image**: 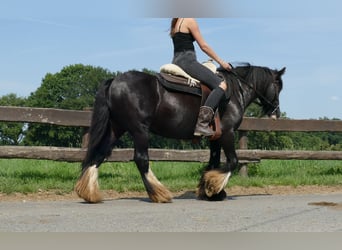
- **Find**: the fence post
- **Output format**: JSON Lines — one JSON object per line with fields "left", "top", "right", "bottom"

{"left": 238, "top": 130, "right": 249, "bottom": 177}
{"left": 81, "top": 107, "right": 92, "bottom": 149}
{"left": 81, "top": 129, "right": 89, "bottom": 149}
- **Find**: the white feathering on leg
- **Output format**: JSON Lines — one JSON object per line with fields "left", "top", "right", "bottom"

{"left": 204, "top": 170, "right": 232, "bottom": 197}
{"left": 75, "top": 165, "right": 103, "bottom": 203}
{"left": 219, "top": 171, "right": 231, "bottom": 193}
{"left": 145, "top": 169, "right": 173, "bottom": 203}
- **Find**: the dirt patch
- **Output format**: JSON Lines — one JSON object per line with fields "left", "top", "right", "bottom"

{"left": 308, "top": 201, "right": 338, "bottom": 206}
{"left": 1, "top": 185, "right": 341, "bottom": 202}
{"left": 308, "top": 201, "right": 342, "bottom": 211}
{"left": 229, "top": 185, "right": 342, "bottom": 196}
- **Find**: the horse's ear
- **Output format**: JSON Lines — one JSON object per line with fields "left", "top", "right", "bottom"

{"left": 278, "top": 67, "right": 286, "bottom": 76}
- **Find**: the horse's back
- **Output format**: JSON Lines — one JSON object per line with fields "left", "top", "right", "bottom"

{"left": 110, "top": 71, "right": 159, "bottom": 100}
{"left": 108, "top": 70, "right": 201, "bottom": 139}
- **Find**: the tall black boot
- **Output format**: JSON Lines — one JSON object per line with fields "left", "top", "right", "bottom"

{"left": 204, "top": 86, "right": 226, "bottom": 110}
{"left": 193, "top": 106, "right": 215, "bottom": 137}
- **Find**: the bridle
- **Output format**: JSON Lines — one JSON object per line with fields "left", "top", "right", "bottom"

{"left": 229, "top": 68, "right": 280, "bottom": 116}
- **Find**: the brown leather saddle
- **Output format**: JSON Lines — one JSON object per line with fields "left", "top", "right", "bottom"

{"left": 156, "top": 60, "right": 222, "bottom": 140}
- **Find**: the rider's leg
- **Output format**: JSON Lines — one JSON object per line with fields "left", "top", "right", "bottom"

{"left": 172, "top": 51, "right": 229, "bottom": 137}
{"left": 194, "top": 81, "right": 227, "bottom": 137}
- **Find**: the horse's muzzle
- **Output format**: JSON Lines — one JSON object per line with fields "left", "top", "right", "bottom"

{"left": 269, "top": 105, "right": 280, "bottom": 120}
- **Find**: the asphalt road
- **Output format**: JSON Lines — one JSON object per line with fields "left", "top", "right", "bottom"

{"left": 0, "top": 193, "right": 341, "bottom": 232}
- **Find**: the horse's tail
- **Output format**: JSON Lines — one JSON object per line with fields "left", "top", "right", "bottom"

{"left": 81, "top": 78, "right": 114, "bottom": 171}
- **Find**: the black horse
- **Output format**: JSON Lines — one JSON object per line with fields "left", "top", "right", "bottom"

{"left": 75, "top": 64, "right": 285, "bottom": 203}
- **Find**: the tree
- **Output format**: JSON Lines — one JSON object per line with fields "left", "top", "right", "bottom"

{"left": 0, "top": 94, "right": 27, "bottom": 145}
{"left": 244, "top": 102, "right": 264, "bottom": 118}
{"left": 24, "top": 64, "right": 115, "bottom": 147}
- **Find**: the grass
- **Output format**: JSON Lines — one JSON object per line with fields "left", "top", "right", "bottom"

{"left": 0, "top": 159, "right": 341, "bottom": 194}
{"left": 231, "top": 160, "right": 342, "bottom": 187}
{"left": 0, "top": 160, "right": 79, "bottom": 194}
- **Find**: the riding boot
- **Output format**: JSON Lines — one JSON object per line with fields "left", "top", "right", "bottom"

{"left": 193, "top": 87, "right": 226, "bottom": 137}
{"left": 193, "top": 106, "right": 215, "bottom": 137}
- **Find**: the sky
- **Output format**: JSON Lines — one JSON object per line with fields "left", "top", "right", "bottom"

{"left": 0, "top": 0, "right": 341, "bottom": 120}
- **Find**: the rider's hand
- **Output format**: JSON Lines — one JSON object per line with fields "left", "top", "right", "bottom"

{"left": 220, "top": 61, "right": 232, "bottom": 71}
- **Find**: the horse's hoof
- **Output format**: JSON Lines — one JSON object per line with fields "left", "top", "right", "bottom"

{"left": 207, "top": 189, "right": 227, "bottom": 201}
{"left": 197, "top": 189, "right": 227, "bottom": 201}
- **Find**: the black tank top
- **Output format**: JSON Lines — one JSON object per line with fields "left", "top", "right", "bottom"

{"left": 172, "top": 32, "right": 195, "bottom": 53}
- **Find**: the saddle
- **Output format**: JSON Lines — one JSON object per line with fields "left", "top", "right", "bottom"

{"left": 157, "top": 60, "right": 222, "bottom": 140}
{"left": 158, "top": 59, "right": 217, "bottom": 96}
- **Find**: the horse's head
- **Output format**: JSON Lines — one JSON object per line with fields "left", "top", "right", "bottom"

{"left": 221, "top": 64, "right": 286, "bottom": 119}
{"left": 259, "top": 67, "right": 285, "bottom": 119}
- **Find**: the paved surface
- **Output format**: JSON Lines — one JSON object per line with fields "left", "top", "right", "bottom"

{"left": 0, "top": 193, "right": 341, "bottom": 232}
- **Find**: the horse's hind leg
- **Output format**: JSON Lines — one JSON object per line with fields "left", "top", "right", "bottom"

{"left": 75, "top": 126, "right": 124, "bottom": 203}
{"left": 132, "top": 131, "right": 172, "bottom": 203}
{"left": 75, "top": 163, "right": 102, "bottom": 203}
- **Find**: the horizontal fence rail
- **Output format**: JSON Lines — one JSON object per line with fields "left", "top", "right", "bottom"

{"left": 0, "top": 106, "right": 342, "bottom": 163}
{"left": 1, "top": 106, "right": 342, "bottom": 131}
{"left": 0, "top": 147, "right": 342, "bottom": 162}
{"left": 0, "top": 106, "right": 91, "bottom": 127}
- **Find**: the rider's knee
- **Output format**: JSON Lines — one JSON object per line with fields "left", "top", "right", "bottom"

{"left": 219, "top": 81, "right": 227, "bottom": 91}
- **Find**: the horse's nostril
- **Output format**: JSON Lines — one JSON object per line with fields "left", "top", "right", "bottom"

{"left": 271, "top": 114, "right": 277, "bottom": 120}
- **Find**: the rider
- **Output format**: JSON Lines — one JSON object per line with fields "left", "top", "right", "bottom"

{"left": 170, "top": 18, "right": 232, "bottom": 137}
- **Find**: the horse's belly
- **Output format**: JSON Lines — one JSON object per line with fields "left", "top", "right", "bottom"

{"left": 150, "top": 108, "right": 198, "bottom": 139}
{"left": 150, "top": 90, "right": 201, "bottom": 139}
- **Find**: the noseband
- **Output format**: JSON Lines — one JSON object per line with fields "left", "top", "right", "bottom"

{"left": 257, "top": 80, "right": 280, "bottom": 115}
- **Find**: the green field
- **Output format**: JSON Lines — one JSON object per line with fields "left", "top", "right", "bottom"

{"left": 0, "top": 159, "right": 341, "bottom": 194}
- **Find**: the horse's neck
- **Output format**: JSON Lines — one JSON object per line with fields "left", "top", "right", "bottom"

{"left": 238, "top": 79, "right": 258, "bottom": 110}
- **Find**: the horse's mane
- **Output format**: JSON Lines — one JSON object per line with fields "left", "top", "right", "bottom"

{"left": 218, "top": 63, "right": 276, "bottom": 92}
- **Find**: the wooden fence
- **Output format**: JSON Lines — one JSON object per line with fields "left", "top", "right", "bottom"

{"left": 1, "top": 106, "right": 342, "bottom": 165}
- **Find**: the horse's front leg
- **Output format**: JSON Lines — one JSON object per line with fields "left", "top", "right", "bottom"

{"left": 197, "top": 130, "right": 237, "bottom": 201}
{"left": 205, "top": 139, "right": 222, "bottom": 170}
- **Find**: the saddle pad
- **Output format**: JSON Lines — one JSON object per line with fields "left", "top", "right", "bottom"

{"left": 159, "top": 59, "right": 217, "bottom": 86}
{"left": 160, "top": 64, "right": 199, "bottom": 85}
{"left": 202, "top": 60, "right": 217, "bottom": 73}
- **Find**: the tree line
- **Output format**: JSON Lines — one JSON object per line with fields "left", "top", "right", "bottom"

{"left": 0, "top": 64, "right": 341, "bottom": 151}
